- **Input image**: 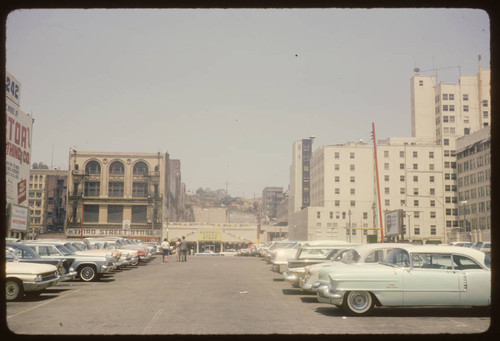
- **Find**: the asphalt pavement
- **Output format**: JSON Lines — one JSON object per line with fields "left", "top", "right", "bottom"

{"left": 6, "top": 254, "right": 492, "bottom": 335}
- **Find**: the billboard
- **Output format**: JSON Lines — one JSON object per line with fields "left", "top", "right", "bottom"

{"left": 6, "top": 71, "right": 32, "bottom": 232}
{"left": 385, "top": 210, "right": 402, "bottom": 237}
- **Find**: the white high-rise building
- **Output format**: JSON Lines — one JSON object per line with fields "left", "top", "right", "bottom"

{"left": 411, "top": 57, "right": 490, "bottom": 238}
{"left": 288, "top": 59, "right": 490, "bottom": 244}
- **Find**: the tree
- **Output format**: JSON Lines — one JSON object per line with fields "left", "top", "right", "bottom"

{"left": 32, "top": 162, "right": 49, "bottom": 169}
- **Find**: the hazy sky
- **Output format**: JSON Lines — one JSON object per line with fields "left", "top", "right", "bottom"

{"left": 5, "top": 8, "right": 490, "bottom": 198}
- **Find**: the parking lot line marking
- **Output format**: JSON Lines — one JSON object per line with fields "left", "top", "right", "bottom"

{"left": 142, "top": 308, "right": 163, "bottom": 334}
{"left": 7, "top": 289, "right": 81, "bottom": 320}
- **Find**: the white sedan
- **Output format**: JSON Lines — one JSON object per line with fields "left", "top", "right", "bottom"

{"left": 313, "top": 245, "right": 491, "bottom": 316}
{"left": 6, "top": 251, "right": 60, "bottom": 301}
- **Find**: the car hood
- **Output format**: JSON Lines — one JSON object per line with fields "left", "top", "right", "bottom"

{"left": 6, "top": 261, "right": 58, "bottom": 274}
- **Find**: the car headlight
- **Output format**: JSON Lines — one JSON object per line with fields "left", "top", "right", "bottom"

{"left": 35, "top": 274, "right": 42, "bottom": 282}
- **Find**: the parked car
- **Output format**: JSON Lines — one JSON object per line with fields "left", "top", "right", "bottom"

{"left": 449, "top": 241, "right": 473, "bottom": 247}
{"left": 21, "top": 242, "right": 78, "bottom": 281}
{"left": 194, "top": 250, "right": 221, "bottom": 256}
{"left": 313, "top": 245, "right": 491, "bottom": 316}
{"left": 283, "top": 245, "right": 357, "bottom": 287}
{"left": 219, "top": 249, "right": 238, "bottom": 256}
{"left": 471, "top": 241, "right": 491, "bottom": 255}
{"left": 86, "top": 239, "right": 140, "bottom": 266}
{"left": 6, "top": 250, "right": 60, "bottom": 301}
{"left": 21, "top": 240, "right": 114, "bottom": 281}
{"left": 272, "top": 240, "right": 351, "bottom": 273}
{"left": 95, "top": 238, "right": 150, "bottom": 263}
{"left": 6, "top": 243, "right": 72, "bottom": 282}
{"left": 300, "top": 243, "right": 409, "bottom": 292}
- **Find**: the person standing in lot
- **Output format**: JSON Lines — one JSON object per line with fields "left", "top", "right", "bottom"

{"left": 180, "top": 236, "right": 188, "bottom": 262}
{"left": 161, "top": 238, "right": 170, "bottom": 263}
{"left": 175, "top": 237, "right": 181, "bottom": 262}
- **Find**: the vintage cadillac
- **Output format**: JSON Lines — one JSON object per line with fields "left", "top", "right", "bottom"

{"left": 6, "top": 250, "right": 60, "bottom": 301}
{"left": 312, "top": 245, "right": 491, "bottom": 316}
{"left": 300, "top": 243, "right": 408, "bottom": 292}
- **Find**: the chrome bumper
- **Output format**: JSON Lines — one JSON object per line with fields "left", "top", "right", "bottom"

{"left": 283, "top": 272, "right": 299, "bottom": 283}
{"left": 312, "top": 281, "right": 344, "bottom": 305}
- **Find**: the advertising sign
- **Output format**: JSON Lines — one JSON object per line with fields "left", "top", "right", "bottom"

{"left": 6, "top": 72, "right": 32, "bottom": 234}
{"left": 385, "top": 210, "right": 402, "bottom": 237}
{"left": 9, "top": 204, "right": 29, "bottom": 232}
{"left": 6, "top": 71, "right": 21, "bottom": 107}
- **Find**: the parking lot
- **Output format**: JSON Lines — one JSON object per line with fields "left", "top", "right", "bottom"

{"left": 6, "top": 254, "right": 491, "bottom": 335}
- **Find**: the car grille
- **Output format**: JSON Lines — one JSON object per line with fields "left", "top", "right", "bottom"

{"left": 41, "top": 271, "right": 58, "bottom": 281}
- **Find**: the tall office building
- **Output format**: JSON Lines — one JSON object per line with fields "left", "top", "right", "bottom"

{"left": 411, "top": 57, "right": 490, "bottom": 239}
{"left": 288, "top": 60, "right": 490, "bottom": 243}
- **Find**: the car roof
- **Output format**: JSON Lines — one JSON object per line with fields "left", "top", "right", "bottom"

{"left": 394, "top": 244, "right": 488, "bottom": 258}
{"left": 351, "top": 242, "right": 411, "bottom": 252}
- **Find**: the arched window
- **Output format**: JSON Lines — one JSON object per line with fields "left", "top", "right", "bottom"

{"left": 85, "top": 161, "right": 101, "bottom": 175}
{"left": 109, "top": 161, "right": 125, "bottom": 175}
{"left": 133, "top": 161, "right": 148, "bottom": 176}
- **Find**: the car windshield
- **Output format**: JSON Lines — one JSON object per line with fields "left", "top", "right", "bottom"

{"left": 270, "top": 242, "right": 296, "bottom": 251}
{"left": 71, "top": 243, "right": 84, "bottom": 251}
{"left": 63, "top": 243, "right": 79, "bottom": 252}
{"left": 298, "top": 248, "right": 339, "bottom": 260}
{"left": 55, "top": 244, "right": 74, "bottom": 256}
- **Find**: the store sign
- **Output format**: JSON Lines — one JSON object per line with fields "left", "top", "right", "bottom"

{"left": 198, "top": 229, "right": 222, "bottom": 241}
{"left": 66, "top": 228, "right": 160, "bottom": 238}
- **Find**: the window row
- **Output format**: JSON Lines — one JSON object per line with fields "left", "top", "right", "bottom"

{"left": 458, "top": 170, "right": 491, "bottom": 186}
{"left": 83, "top": 205, "right": 151, "bottom": 223}
{"left": 84, "top": 160, "right": 150, "bottom": 176}
{"left": 84, "top": 181, "right": 150, "bottom": 197}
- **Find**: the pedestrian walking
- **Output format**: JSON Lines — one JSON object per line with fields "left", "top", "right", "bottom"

{"left": 180, "top": 236, "right": 188, "bottom": 262}
{"left": 161, "top": 238, "right": 170, "bottom": 263}
{"left": 175, "top": 237, "right": 181, "bottom": 262}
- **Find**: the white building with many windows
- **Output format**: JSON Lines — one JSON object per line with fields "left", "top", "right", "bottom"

{"left": 288, "top": 61, "right": 490, "bottom": 244}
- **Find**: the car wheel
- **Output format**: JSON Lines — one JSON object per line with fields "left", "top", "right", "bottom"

{"left": 79, "top": 265, "right": 97, "bottom": 282}
{"left": 342, "top": 291, "right": 374, "bottom": 316}
{"left": 131, "top": 258, "right": 139, "bottom": 266}
{"left": 6, "top": 279, "right": 24, "bottom": 301}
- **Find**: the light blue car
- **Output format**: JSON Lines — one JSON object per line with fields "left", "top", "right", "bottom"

{"left": 313, "top": 245, "right": 491, "bottom": 315}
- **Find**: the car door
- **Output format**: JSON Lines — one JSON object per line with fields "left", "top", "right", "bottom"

{"left": 402, "top": 253, "right": 460, "bottom": 306}
{"left": 453, "top": 255, "right": 491, "bottom": 306}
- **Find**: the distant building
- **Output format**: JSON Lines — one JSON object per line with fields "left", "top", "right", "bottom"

{"left": 262, "top": 186, "right": 284, "bottom": 221}
{"left": 456, "top": 126, "right": 491, "bottom": 242}
{"left": 28, "top": 169, "right": 68, "bottom": 237}
{"left": 65, "top": 150, "right": 184, "bottom": 241}
{"left": 289, "top": 137, "right": 314, "bottom": 215}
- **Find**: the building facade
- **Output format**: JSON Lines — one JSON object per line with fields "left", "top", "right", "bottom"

{"left": 455, "top": 126, "right": 491, "bottom": 242}
{"left": 65, "top": 150, "right": 184, "bottom": 241}
{"left": 289, "top": 137, "right": 314, "bottom": 215}
{"left": 28, "top": 169, "right": 68, "bottom": 237}
{"left": 290, "top": 138, "right": 445, "bottom": 244}
{"left": 262, "top": 186, "right": 284, "bottom": 221}
{"left": 411, "top": 59, "right": 490, "bottom": 241}
{"left": 288, "top": 62, "right": 490, "bottom": 244}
